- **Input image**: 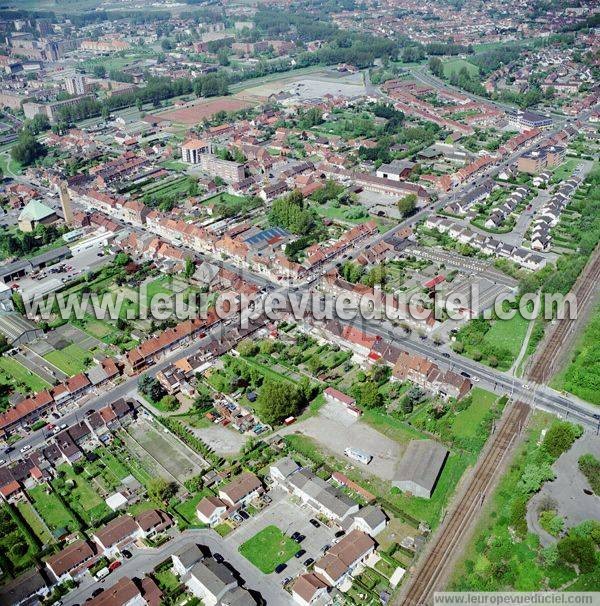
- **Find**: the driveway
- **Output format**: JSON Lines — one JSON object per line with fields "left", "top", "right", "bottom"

{"left": 62, "top": 527, "right": 293, "bottom": 606}
{"left": 225, "top": 488, "right": 337, "bottom": 580}
{"left": 280, "top": 401, "right": 401, "bottom": 481}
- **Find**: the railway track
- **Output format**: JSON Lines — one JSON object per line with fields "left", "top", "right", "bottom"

{"left": 528, "top": 246, "right": 600, "bottom": 384}
{"left": 400, "top": 400, "right": 531, "bottom": 606}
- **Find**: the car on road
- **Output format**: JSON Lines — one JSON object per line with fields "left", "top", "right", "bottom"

{"left": 60, "top": 423, "right": 67, "bottom": 429}
{"left": 20, "top": 445, "right": 31, "bottom": 453}
{"left": 213, "top": 553, "right": 224, "bottom": 563}
{"left": 304, "top": 558, "right": 315, "bottom": 567}
{"left": 309, "top": 519, "right": 320, "bottom": 528}
{"left": 4, "top": 446, "right": 14, "bottom": 454}
{"left": 91, "top": 588, "right": 104, "bottom": 598}
{"left": 0, "top": 459, "right": 5, "bottom": 465}
{"left": 274, "top": 563, "right": 287, "bottom": 574}
{"left": 472, "top": 376, "right": 480, "bottom": 382}
{"left": 295, "top": 549, "right": 306, "bottom": 559}
{"left": 442, "top": 352, "right": 450, "bottom": 358}
{"left": 460, "top": 371, "right": 470, "bottom": 378}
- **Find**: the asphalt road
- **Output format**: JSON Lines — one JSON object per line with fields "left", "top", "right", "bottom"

{"left": 4, "top": 320, "right": 230, "bottom": 461}
{"left": 62, "top": 528, "right": 293, "bottom": 606}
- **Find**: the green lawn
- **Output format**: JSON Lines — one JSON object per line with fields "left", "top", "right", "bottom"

{"left": 174, "top": 490, "right": 212, "bottom": 525}
{"left": 452, "top": 388, "right": 498, "bottom": 440}
{"left": 44, "top": 344, "right": 90, "bottom": 376}
{"left": 17, "top": 502, "right": 53, "bottom": 544}
{"left": 0, "top": 357, "right": 50, "bottom": 393}
{"left": 54, "top": 465, "right": 110, "bottom": 525}
{"left": 443, "top": 58, "right": 479, "bottom": 78}
{"left": 28, "top": 484, "right": 77, "bottom": 532}
{"left": 239, "top": 525, "right": 299, "bottom": 573}
{"left": 551, "top": 158, "right": 579, "bottom": 183}
{"left": 485, "top": 313, "right": 530, "bottom": 360}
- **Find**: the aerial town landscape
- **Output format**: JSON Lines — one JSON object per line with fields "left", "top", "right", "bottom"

{"left": 0, "top": 0, "right": 597, "bottom": 605}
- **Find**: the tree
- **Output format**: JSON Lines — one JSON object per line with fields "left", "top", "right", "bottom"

{"left": 352, "top": 380, "right": 383, "bottom": 409}
{"left": 255, "top": 379, "right": 304, "bottom": 425}
{"left": 543, "top": 421, "right": 582, "bottom": 459}
{"left": 557, "top": 534, "right": 597, "bottom": 573}
{"left": 517, "top": 462, "right": 555, "bottom": 494}
{"left": 397, "top": 193, "right": 417, "bottom": 217}
{"left": 183, "top": 258, "right": 195, "bottom": 279}
{"left": 159, "top": 395, "right": 179, "bottom": 411}
{"left": 11, "top": 130, "right": 47, "bottom": 166}
{"left": 148, "top": 477, "right": 176, "bottom": 504}
{"left": 237, "top": 339, "right": 259, "bottom": 357}
{"left": 429, "top": 56, "right": 444, "bottom": 78}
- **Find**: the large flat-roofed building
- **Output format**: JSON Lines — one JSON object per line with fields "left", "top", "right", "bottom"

{"left": 393, "top": 439, "right": 449, "bottom": 499}
{"left": 509, "top": 110, "right": 552, "bottom": 130}
{"left": 198, "top": 153, "right": 245, "bottom": 183}
{"left": 518, "top": 145, "right": 566, "bottom": 174}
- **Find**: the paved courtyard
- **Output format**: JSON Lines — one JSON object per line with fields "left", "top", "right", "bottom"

{"left": 280, "top": 401, "right": 401, "bottom": 480}
{"left": 527, "top": 431, "right": 600, "bottom": 545}
{"left": 226, "top": 488, "right": 337, "bottom": 579}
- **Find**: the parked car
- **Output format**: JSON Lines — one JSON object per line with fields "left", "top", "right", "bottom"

{"left": 294, "top": 534, "right": 305, "bottom": 543}
{"left": 91, "top": 588, "right": 104, "bottom": 598}
{"left": 290, "top": 531, "right": 301, "bottom": 541}
{"left": 334, "top": 530, "right": 345, "bottom": 538}
{"left": 213, "top": 553, "right": 224, "bottom": 563}
{"left": 274, "top": 563, "right": 287, "bottom": 574}
{"left": 108, "top": 561, "right": 121, "bottom": 572}
{"left": 239, "top": 510, "right": 249, "bottom": 520}
{"left": 309, "top": 519, "right": 320, "bottom": 528}
{"left": 281, "top": 577, "right": 292, "bottom": 586}
{"left": 304, "top": 558, "right": 315, "bottom": 567}
{"left": 20, "top": 445, "right": 31, "bottom": 453}
{"left": 295, "top": 549, "right": 306, "bottom": 559}
{"left": 121, "top": 550, "right": 132, "bottom": 560}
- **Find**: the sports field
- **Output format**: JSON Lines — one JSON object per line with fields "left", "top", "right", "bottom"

{"left": 154, "top": 97, "right": 253, "bottom": 125}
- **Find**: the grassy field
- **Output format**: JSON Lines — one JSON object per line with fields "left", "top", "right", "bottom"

{"left": 174, "top": 490, "right": 213, "bottom": 525}
{"left": 17, "top": 502, "right": 53, "bottom": 544}
{"left": 443, "top": 58, "right": 480, "bottom": 78}
{"left": 452, "top": 388, "right": 499, "bottom": 439}
{"left": 44, "top": 344, "right": 91, "bottom": 376}
{"left": 54, "top": 465, "right": 110, "bottom": 526}
{"left": 0, "top": 357, "right": 50, "bottom": 393}
{"left": 239, "top": 525, "right": 298, "bottom": 573}
{"left": 28, "top": 484, "right": 77, "bottom": 532}
{"left": 552, "top": 305, "right": 600, "bottom": 405}
{"left": 551, "top": 158, "right": 579, "bottom": 183}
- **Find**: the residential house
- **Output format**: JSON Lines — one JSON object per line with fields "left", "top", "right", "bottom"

{"left": 313, "top": 530, "right": 375, "bottom": 587}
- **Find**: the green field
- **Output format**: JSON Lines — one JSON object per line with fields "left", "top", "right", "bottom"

{"left": 552, "top": 305, "right": 600, "bottom": 405}
{"left": 452, "top": 388, "right": 498, "bottom": 439}
{"left": 174, "top": 490, "right": 213, "bottom": 525}
{"left": 443, "top": 58, "right": 480, "bottom": 78}
{"left": 28, "top": 484, "right": 77, "bottom": 532}
{"left": 239, "top": 525, "right": 299, "bottom": 573}
{"left": 44, "top": 344, "right": 90, "bottom": 376}
{"left": 0, "top": 357, "right": 50, "bottom": 393}
{"left": 551, "top": 158, "right": 579, "bottom": 183}
{"left": 485, "top": 313, "right": 531, "bottom": 359}
{"left": 17, "top": 502, "right": 53, "bottom": 544}
{"left": 53, "top": 465, "right": 110, "bottom": 526}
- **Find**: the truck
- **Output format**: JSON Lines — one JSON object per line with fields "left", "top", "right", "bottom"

{"left": 344, "top": 447, "right": 372, "bottom": 465}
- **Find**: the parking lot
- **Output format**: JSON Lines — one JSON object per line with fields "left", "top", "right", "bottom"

{"left": 226, "top": 488, "right": 338, "bottom": 581}
{"left": 280, "top": 400, "right": 402, "bottom": 481}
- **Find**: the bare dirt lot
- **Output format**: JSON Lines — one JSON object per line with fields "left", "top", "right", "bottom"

{"left": 279, "top": 401, "right": 401, "bottom": 481}
{"left": 154, "top": 97, "right": 254, "bottom": 125}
